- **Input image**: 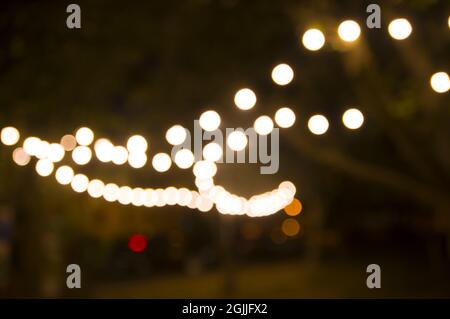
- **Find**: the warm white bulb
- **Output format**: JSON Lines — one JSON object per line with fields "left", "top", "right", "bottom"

{"left": 275, "top": 107, "right": 296, "bottom": 128}
{"left": 254, "top": 116, "right": 274, "bottom": 135}
{"left": 174, "top": 149, "right": 195, "bottom": 169}
{"left": 35, "top": 159, "right": 54, "bottom": 177}
{"left": 193, "top": 161, "right": 217, "bottom": 179}
{"left": 152, "top": 152, "right": 172, "bottom": 172}
{"left": 302, "top": 28, "right": 325, "bottom": 51}
{"left": 1, "top": 127, "right": 20, "bottom": 146}
{"left": 308, "top": 114, "right": 329, "bottom": 135}
{"left": 60, "top": 134, "right": 77, "bottom": 151}
{"left": 196, "top": 195, "right": 214, "bottom": 212}
{"left": 23, "top": 137, "right": 41, "bottom": 156}
{"left": 12, "top": 147, "right": 30, "bottom": 166}
{"left": 166, "top": 125, "right": 187, "bottom": 146}
{"left": 177, "top": 188, "right": 193, "bottom": 206}
{"left": 234, "top": 88, "right": 257, "bottom": 110}
{"left": 271, "top": 64, "right": 294, "bottom": 86}
{"left": 72, "top": 146, "right": 92, "bottom": 165}
{"left": 227, "top": 131, "right": 248, "bottom": 151}
{"left": 94, "top": 138, "right": 114, "bottom": 163}
{"left": 342, "top": 108, "right": 364, "bottom": 129}
{"left": 71, "top": 174, "right": 89, "bottom": 193}
{"left": 337, "top": 20, "right": 361, "bottom": 42}
{"left": 430, "top": 72, "right": 450, "bottom": 93}
{"left": 128, "top": 152, "right": 147, "bottom": 168}
{"left": 35, "top": 140, "right": 50, "bottom": 160}
{"left": 75, "top": 127, "right": 94, "bottom": 146}
{"left": 112, "top": 146, "right": 128, "bottom": 165}
{"left": 202, "top": 142, "right": 223, "bottom": 162}
{"left": 127, "top": 135, "right": 148, "bottom": 153}
{"left": 88, "top": 179, "right": 105, "bottom": 198}
{"left": 55, "top": 165, "right": 74, "bottom": 185}
{"left": 48, "top": 143, "right": 65, "bottom": 162}
{"left": 163, "top": 187, "right": 179, "bottom": 206}
{"left": 131, "top": 188, "right": 146, "bottom": 207}
{"left": 388, "top": 18, "right": 412, "bottom": 40}
{"left": 118, "top": 186, "right": 133, "bottom": 205}
{"left": 103, "top": 183, "right": 119, "bottom": 202}
{"left": 199, "top": 110, "right": 221, "bottom": 131}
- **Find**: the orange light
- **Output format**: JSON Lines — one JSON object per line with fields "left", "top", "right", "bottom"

{"left": 284, "top": 198, "right": 302, "bottom": 216}
{"left": 281, "top": 218, "right": 300, "bottom": 237}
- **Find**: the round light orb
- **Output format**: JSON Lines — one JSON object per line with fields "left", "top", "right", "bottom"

{"left": 75, "top": 127, "right": 94, "bottom": 146}
{"left": 202, "top": 142, "right": 223, "bottom": 162}
{"left": 154, "top": 188, "right": 166, "bottom": 207}
{"left": 144, "top": 189, "right": 157, "bottom": 207}
{"left": 195, "top": 177, "right": 214, "bottom": 191}
{"left": 103, "top": 183, "right": 120, "bottom": 202}
{"left": 302, "top": 28, "right": 325, "bottom": 51}
{"left": 128, "top": 152, "right": 147, "bottom": 169}
{"left": 275, "top": 107, "right": 296, "bottom": 128}
{"left": 166, "top": 125, "right": 187, "bottom": 146}
{"left": 118, "top": 186, "right": 132, "bottom": 205}
{"left": 174, "top": 149, "right": 195, "bottom": 169}
{"left": 112, "top": 146, "right": 128, "bottom": 165}
{"left": 71, "top": 174, "right": 89, "bottom": 193}
{"left": 94, "top": 138, "right": 114, "bottom": 163}
{"left": 271, "top": 63, "right": 294, "bottom": 86}
{"left": 342, "top": 108, "right": 364, "bottom": 129}
{"left": 337, "top": 20, "right": 361, "bottom": 42}
{"left": 35, "top": 159, "right": 54, "bottom": 177}
{"left": 88, "top": 179, "right": 105, "bottom": 198}
{"left": 199, "top": 110, "right": 221, "bottom": 131}
{"left": 279, "top": 181, "right": 297, "bottom": 195}
{"left": 127, "top": 135, "right": 148, "bottom": 153}
{"left": 163, "top": 187, "right": 179, "bottom": 205}
{"left": 60, "top": 134, "right": 77, "bottom": 151}
{"left": 12, "top": 147, "right": 30, "bottom": 166}
{"left": 254, "top": 115, "right": 274, "bottom": 135}
{"left": 177, "top": 188, "right": 193, "bottom": 206}
{"left": 234, "top": 88, "right": 257, "bottom": 110}
{"left": 308, "top": 114, "right": 329, "bottom": 135}
{"left": 131, "top": 188, "right": 146, "bottom": 206}
{"left": 1, "top": 127, "right": 20, "bottom": 146}
{"left": 227, "top": 131, "right": 248, "bottom": 151}
{"left": 72, "top": 146, "right": 92, "bottom": 165}
{"left": 48, "top": 143, "right": 65, "bottom": 162}
{"left": 23, "top": 137, "right": 42, "bottom": 156}
{"left": 152, "top": 152, "right": 172, "bottom": 172}
{"left": 193, "top": 161, "right": 217, "bottom": 179}
{"left": 430, "top": 72, "right": 450, "bottom": 93}
{"left": 55, "top": 165, "right": 74, "bottom": 185}
{"left": 196, "top": 195, "right": 214, "bottom": 212}
{"left": 388, "top": 18, "right": 412, "bottom": 40}
{"left": 187, "top": 191, "right": 199, "bottom": 209}
{"left": 35, "top": 141, "right": 50, "bottom": 159}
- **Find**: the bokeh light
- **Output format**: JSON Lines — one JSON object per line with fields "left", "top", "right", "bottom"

{"left": 35, "top": 159, "right": 54, "bottom": 177}
{"left": 388, "top": 18, "right": 412, "bottom": 40}
{"left": 199, "top": 110, "right": 221, "bottom": 132}
{"left": 193, "top": 161, "right": 217, "bottom": 179}
{"left": 23, "top": 137, "right": 41, "bottom": 156}
{"left": 281, "top": 218, "right": 301, "bottom": 237}
{"left": 254, "top": 115, "right": 274, "bottom": 135}
{"left": 112, "top": 146, "right": 128, "bottom": 165}
{"left": 227, "top": 131, "right": 248, "bottom": 151}
{"left": 342, "top": 108, "right": 364, "bottom": 129}
{"left": 202, "top": 142, "right": 223, "bottom": 162}
{"left": 87, "top": 179, "right": 105, "bottom": 198}
{"left": 234, "top": 88, "right": 257, "bottom": 110}
{"left": 75, "top": 127, "right": 94, "bottom": 146}
{"left": 271, "top": 63, "right": 294, "bottom": 86}
{"left": 174, "top": 149, "right": 195, "bottom": 169}
{"left": 302, "top": 28, "right": 325, "bottom": 51}
{"left": 1, "top": 127, "right": 20, "bottom": 146}
{"left": 166, "top": 125, "right": 187, "bottom": 146}
{"left": 94, "top": 138, "right": 114, "bottom": 163}
{"left": 128, "top": 152, "right": 147, "bottom": 168}
{"left": 48, "top": 143, "right": 65, "bottom": 162}
{"left": 337, "top": 20, "right": 361, "bottom": 42}
{"left": 55, "top": 165, "right": 74, "bottom": 185}
{"left": 152, "top": 152, "right": 172, "bottom": 172}
{"left": 430, "top": 72, "right": 450, "bottom": 93}
{"left": 71, "top": 174, "right": 89, "bottom": 193}
{"left": 308, "top": 114, "right": 329, "bottom": 135}
{"left": 128, "top": 234, "right": 147, "bottom": 253}
{"left": 60, "top": 134, "right": 77, "bottom": 151}
{"left": 275, "top": 107, "right": 296, "bottom": 128}
{"left": 12, "top": 147, "right": 30, "bottom": 166}
{"left": 72, "top": 146, "right": 92, "bottom": 165}
{"left": 127, "top": 135, "right": 148, "bottom": 153}
{"left": 284, "top": 198, "right": 303, "bottom": 216}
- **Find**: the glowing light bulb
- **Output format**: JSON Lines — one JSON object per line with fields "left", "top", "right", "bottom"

{"left": 128, "top": 152, "right": 147, "bottom": 168}
{"left": 337, "top": 20, "right": 361, "bottom": 42}
{"left": 71, "top": 174, "right": 89, "bottom": 193}
{"left": 388, "top": 18, "right": 412, "bottom": 40}
{"left": 35, "top": 140, "right": 50, "bottom": 159}
{"left": 48, "top": 143, "right": 65, "bottom": 162}
{"left": 196, "top": 195, "right": 213, "bottom": 212}
{"left": 1, "top": 127, "right": 20, "bottom": 146}
{"left": 55, "top": 165, "right": 74, "bottom": 185}
{"left": 35, "top": 159, "right": 54, "bottom": 177}
{"left": 94, "top": 138, "right": 114, "bottom": 162}
{"left": 152, "top": 152, "right": 172, "bottom": 172}
{"left": 275, "top": 107, "right": 296, "bottom": 128}
{"left": 254, "top": 116, "right": 274, "bottom": 135}
{"left": 202, "top": 142, "right": 223, "bottom": 162}
{"left": 23, "top": 137, "right": 41, "bottom": 156}
{"left": 144, "top": 189, "right": 157, "bottom": 207}
{"left": 430, "top": 72, "right": 450, "bottom": 93}
{"left": 166, "top": 125, "right": 187, "bottom": 146}
{"left": 271, "top": 64, "right": 294, "bottom": 86}
{"left": 127, "top": 135, "right": 148, "bottom": 153}
{"left": 154, "top": 188, "right": 166, "bottom": 207}
{"left": 112, "top": 146, "right": 128, "bottom": 165}
{"left": 302, "top": 28, "right": 325, "bottom": 51}
{"left": 177, "top": 188, "right": 193, "bottom": 206}
{"left": 12, "top": 147, "right": 30, "bottom": 166}
{"left": 308, "top": 114, "right": 329, "bottom": 135}
{"left": 234, "top": 88, "right": 257, "bottom": 110}
{"left": 199, "top": 110, "right": 221, "bottom": 131}
{"left": 174, "top": 149, "right": 195, "bottom": 169}
{"left": 195, "top": 177, "right": 214, "bottom": 191}
{"left": 164, "top": 187, "right": 179, "bottom": 205}
{"left": 103, "top": 183, "right": 119, "bottom": 202}
{"left": 227, "top": 131, "right": 248, "bottom": 151}
{"left": 60, "top": 134, "right": 77, "bottom": 151}
{"left": 72, "top": 146, "right": 92, "bottom": 165}
{"left": 131, "top": 188, "right": 146, "bottom": 207}
{"left": 87, "top": 179, "right": 105, "bottom": 198}
{"left": 193, "top": 161, "right": 217, "bottom": 179}
{"left": 75, "top": 127, "right": 94, "bottom": 146}
{"left": 118, "top": 186, "right": 132, "bottom": 205}
{"left": 342, "top": 108, "right": 364, "bottom": 129}
{"left": 279, "top": 181, "right": 296, "bottom": 195}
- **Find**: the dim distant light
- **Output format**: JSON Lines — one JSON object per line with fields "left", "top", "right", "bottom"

{"left": 388, "top": 18, "right": 412, "bottom": 40}
{"left": 234, "top": 88, "right": 257, "bottom": 110}
{"left": 430, "top": 72, "right": 450, "bottom": 93}
{"left": 281, "top": 218, "right": 300, "bottom": 237}
{"left": 302, "top": 28, "right": 325, "bottom": 51}
{"left": 342, "top": 108, "right": 364, "bottom": 129}
{"left": 112, "top": 146, "right": 128, "bottom": 165}
{"left": 308, "top": 114, "right": 329, "bottom": 135}
{"left": 271, "top": 63, "right": 294, "bottom": 86}
{"left": 337, "top": 20, "right": 361, "bottom": 42}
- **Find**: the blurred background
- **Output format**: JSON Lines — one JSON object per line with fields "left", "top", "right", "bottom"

{"left": 0, "top": 0, "right": 449, "bottom": 298}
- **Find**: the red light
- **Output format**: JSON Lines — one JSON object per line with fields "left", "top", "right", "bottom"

{"left": 128, "top": 234, "right": 147, "bottom": 253}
